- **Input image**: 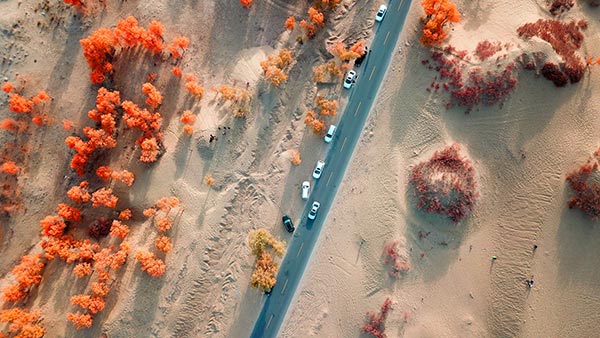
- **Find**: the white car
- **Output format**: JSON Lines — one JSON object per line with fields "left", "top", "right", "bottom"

{"left": 343, "top": 70, "right": 357, "bottom": 89}
{"left": 375, "top": 5, "right": 387, "bottom": 22}
{"left": 308, "top": 201, "right": 321, "bottom": 220}
{"left": 324, "top": 124, "right": 336, "bottom": 143}
{"left": 302, "top": 181, "right": 310, "bottom": 200}
{"left": 313, "top": 160, "right": 325, "bottom": 179}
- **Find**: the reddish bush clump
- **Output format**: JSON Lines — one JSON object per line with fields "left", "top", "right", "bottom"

{"left": 566, "top": 148, "right": 600, "bottom": 219}
{"left": 361, "top": 298, "right": 393, "bottom": 338}
{"left": 474, "top": 40, "right": 502, "bottom": 61}
{"left": 541, "top": 62, "right": 569, "bottom": 87}
{"left": 383, "top": 241, "right": 410, "bottom": 277}
{"left": 549, "top": 0, "right": 574, "bottom": 15}
{"left": 410, "top": 144, "right": 478, "bottom": 222}
{"left": 517, "top": 19, "right": 587, "bottom": 85}
{"left": 88, "top": 217, "right": 112, "bottom": 239}
{"left": 426, "top": 49, "right": 518, "bottom": 112}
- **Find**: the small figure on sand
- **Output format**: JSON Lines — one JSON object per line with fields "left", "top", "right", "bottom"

{"left": 525, "top": 278, "right": 534, "bottom": 288}
{"left": 209, "top": 134, "right": 215, "bottom": 143}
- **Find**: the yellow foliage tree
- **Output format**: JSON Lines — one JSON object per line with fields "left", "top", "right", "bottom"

{"left": 250, "top": 252, "right": 278, "bottom": 292}
{"left": 260, "top": 49, "right": 294, "bottom": 87}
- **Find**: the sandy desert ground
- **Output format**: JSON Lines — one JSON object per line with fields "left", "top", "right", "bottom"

{"left": 0, "top": 0, "right": 600, "bottom": 337}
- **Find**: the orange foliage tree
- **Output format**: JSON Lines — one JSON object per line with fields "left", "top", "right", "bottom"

{"left": 2, "top": 254, "right": 45, "bottom": 302}
{"left": 172, "top": 66, "right": 183, "bottom": 78}
{"left": 260, "top": 49, "right": 294, "bottom": 86}
{"left": 110, "top": 220, "right": 130, "bottom": 239}
{"left": 80, "top": 16, "right": 187, "bottom": 83}
{"left": 66, "top": 87, "right": 120, "bottom": 175}
{"left": 167, "top": 36, "right": 189, "bottom": 59}
{"left": 0, "top": 308, "right": 45, "bottom": 337}
{"left": 95, "top": 166, "right": 135, "bottom": 186}
{"left": 1, "top": 81, "right": 14, "bottom": 93}
{"left": 240, "top": 0, "right": 253, "bottom": 7}
{"left": 66, "top": 313, "right": 93, "bottom": 329}
{"left": 155, "top": 235, "right": 172, "bottom": 253}
{"left": 67, "top": 181, "right": 91, "bottom": 204}
{"left": 91, "top": 187, "right": 118, "bottom": 208}
{"left": 141, "top": 83, "right": 163, "bottom": 110}
{"left": 211, "top": 85, "right": 252, "bottom": 117}
{"left": 285, "top": 16, "right": 296, "bottom": 30}
{"left": 39, "top": 215, "right": 67, "bottom": 238}
{"left": 304, "top": 109, "right": 326, "bottom": 134}
{"left": 313, "top": 60, "right": 346, "bottom": 83}
{"left": 316, "top": 94, "right": 339, "bottom": 116}
{"left": 73, "top": 262, "right": 92, "bottom": 277}
{"left": 57, "top": 203, "right": 82, "bottom": 221}
{"left": 184, "top": 74, "right": 204, "bottom": 98}
{"left": 180, "top": 110, "right": 195, "bottom": 135}
{"left": 121, "top": 99, "right": 163, "bottom": 162}
{"left": 288, "top": 149, "right": 302, "bottom": 165}
{"left": 8, "top": 94, "right": 33, "bottom": 114}
{"left": 135, "top": 250, "right": 166, "bottom": 277}
{"left": 118, "top": 208, "right": 132, "bottom": 220}
{"left": 420, "top": 0, "right": 461, "bottom": 46}
{"left": 1, "top": 161, "right": 19, "bottom": 175}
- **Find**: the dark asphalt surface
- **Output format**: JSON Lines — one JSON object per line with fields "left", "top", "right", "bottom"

{"left": 249, "top": 1, "right": 412, "bottom": 337}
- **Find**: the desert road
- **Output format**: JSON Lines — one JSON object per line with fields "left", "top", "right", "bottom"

{"left": 249, "top": 1, "right": 413, "bottom": 337}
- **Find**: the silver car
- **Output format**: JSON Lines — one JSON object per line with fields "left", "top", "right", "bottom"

{"left": 308, "top": 201, "right": 321, "bottom": 220}
{"left": 375, "top": 5, "right": 387, "bottom": 22}
{"left": 313, "top": 160, "right": 325, "bottom": 179}
{"left": 302, "top": 181, "right": 310, "bottom": 200}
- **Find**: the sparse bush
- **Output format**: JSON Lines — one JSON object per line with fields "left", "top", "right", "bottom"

{"left": 410, "top": 144, "right": 478, "bottom": 222}
{"left": 383, "top": 241, "right": 410, "bottom": 277}
{"left": 361, "top": 298, "right": 393, "bottom": 338}
{"left": 566, "top": 148, "right": 600, "bottom": 219}
{"left": 549, "top": 0, "right": 574, "bottom": 15}
{"left": 474, "top": 40, "right": 501, "bottom": 61}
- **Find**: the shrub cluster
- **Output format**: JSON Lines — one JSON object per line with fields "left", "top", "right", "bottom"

{"left": 410, "top": 144, "right": 478, "bottom": 222}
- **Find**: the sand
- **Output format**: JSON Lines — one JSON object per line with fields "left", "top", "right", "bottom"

{"left": 0, "top": 0, "right": 599, "bottom": 337}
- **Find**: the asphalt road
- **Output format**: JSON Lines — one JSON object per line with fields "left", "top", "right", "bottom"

{"left": 249, "top": 1, "right": 412, "bottom": 337}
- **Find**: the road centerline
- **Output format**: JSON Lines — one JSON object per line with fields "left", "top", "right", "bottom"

{"left": 326, "top": 172, "right": 333, "bottom": 187}
{"left": 383, "top": 31, "right": 390, "bottom": 45}
{"left": 398, "top": 0, "right": 404, "bottom": 11}
{"left": 369, "top": 66, "right": 377, "bottom": 81}
{"left": 265, "top": 314, "right": 274, "bottom": 330}
{"left": 354, "top": 101, "right": 362, "bottom": 117}
{"left": 281, "top": 278, "right": 289, "bottom": 295}
{"left": 297, "top": 242, "right": 304, "bottom": 257}
{"left": 340, "top": 137, "right": 347, "bottom": 153}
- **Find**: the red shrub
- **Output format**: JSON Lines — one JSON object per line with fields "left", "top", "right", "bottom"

{"left": 517, "top": 19, "right": 586, "bottom": 85}
{"left": 383, "top": 241, "right": 410, "bottom": 277}
{"left": 427, "top": 50, "right": 518, "bottom": 112}
{"left": 410, "top": 144, "right": 478, "bottom": 222}
{"left": 89, "top": 218, "right": 113, "bottom": 239}
{"left": 549, "top": 0, "right": 574, "bottom": 15}
{"left": 361, "top": 298, "right": 393, "bottom": 338}
{"left": 541, "top": 62, "right": 568, "bottom": 87}
{"left": 565, "top": 148, "right": 600, "bottom": 219}
{"left": 474, "top": 40, "right": 501, "bottom": 61}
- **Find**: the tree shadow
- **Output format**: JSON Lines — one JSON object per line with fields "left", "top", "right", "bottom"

{"left": 224, "top": 286, "right": 265, "bottom": 338}
{"left": 556, "top": 190, "right": 600, "bottom": 301}
{"left": 107, "top": 269, "right": 165, "bottom": 337}
{"left": 461, "top": 0, "right": 493, "bottom": 32}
